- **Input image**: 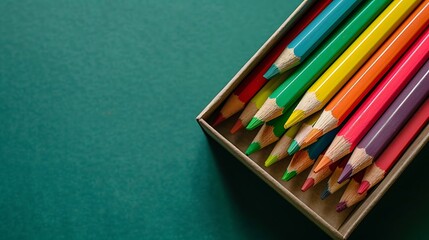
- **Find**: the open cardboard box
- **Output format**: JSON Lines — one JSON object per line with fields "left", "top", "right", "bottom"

{"left": 196, "top": 1, "right": 429, "bottom": 239}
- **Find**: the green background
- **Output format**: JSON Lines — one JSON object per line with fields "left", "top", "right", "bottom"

{"left": 1, "top": 0, "right": 428, "bottom": 239}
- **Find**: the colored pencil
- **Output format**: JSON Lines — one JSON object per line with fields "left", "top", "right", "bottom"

{"left": 264, "top": 0, "right": 363, "bottom": 79}
{"left": 282, "top": 149, "right": 314, "bottom": 181}
{"left": 287, "top": 111, "right": 322, "bottom": 155}
{"left": 315, "top": 26, "right": 429, "bottom": 173}
{"left": 211, "top": 0, "right": 332, "bottom": 126}
{"left": 265, "top": 123, "right": 301, "bottom": 167}
{"left": 246, "top": 0, "right": 391, "bottom": 130}
{"left": 231, "top": 73, "right": 287, "bottom": 134}
{"left": 358, "top": 99, "right": 429, "bottom": 194}
{"left": 336, "top": 171, "right": 366, "bottom": 212}
{"left": 283, "top": 125, "right": 339, "bottom": 181}
{"left": 285, "top": 0, "right": 420, "bottom": 129}
{"left": 338, "top": 59, "right": 429, "bottom": 183}
{"left": 302, "top": 155, "right": 341, "bottom": 192}
{"left": 245, "top": 102, "right": 298, "bottom": 155}
{"left": 320, "top": 157, "right": 350, "bottom": 200}
{"left": 304, "top": 2, "right": 429, "bottom": 145}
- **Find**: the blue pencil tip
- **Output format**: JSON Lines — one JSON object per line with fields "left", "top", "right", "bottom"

{"left": 263, "top": 65, "right": 280, "bottom": 80}
{"left": 338, "top": 164, "right": 353, "bottom": 184}
{"left": 287, "top": 140, "right": 300, "bottom": 155}
{"left": 320, "top": 188, "right": 331, "bottom": 200}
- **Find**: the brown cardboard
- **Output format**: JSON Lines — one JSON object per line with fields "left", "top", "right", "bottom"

{"left": 196, "top": 1, "right": 429, "bottom": 239}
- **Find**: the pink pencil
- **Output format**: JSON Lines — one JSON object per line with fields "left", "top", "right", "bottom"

{"left": 314, "top": 27, "right": 429, "bottom": 172}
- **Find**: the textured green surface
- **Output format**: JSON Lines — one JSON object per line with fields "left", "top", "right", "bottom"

{"left": 0, "top": 1, "right": 427, "bottom": 239}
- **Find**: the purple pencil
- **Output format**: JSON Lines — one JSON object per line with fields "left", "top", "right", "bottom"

{"left": 338, "top": 59, "right": 429, "bottom": 183}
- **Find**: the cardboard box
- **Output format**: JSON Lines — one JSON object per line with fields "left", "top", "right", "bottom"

{"left": 196, "top": 1, "right": 429, "bottom": 239}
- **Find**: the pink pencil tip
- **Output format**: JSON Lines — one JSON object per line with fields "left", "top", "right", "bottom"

{"left": 301, "top": 178, "right": 315, "bottom": 192}
{"left": 358, "top": 181, "right": 370, "bottom": 194}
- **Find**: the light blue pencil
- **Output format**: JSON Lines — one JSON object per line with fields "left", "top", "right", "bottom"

{"left": 264, "top": 0, "right": 363, "bottom": 79}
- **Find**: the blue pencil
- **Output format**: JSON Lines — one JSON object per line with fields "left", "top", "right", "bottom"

{"left": 264, "top": 0, "right": 363, "bottom": 79}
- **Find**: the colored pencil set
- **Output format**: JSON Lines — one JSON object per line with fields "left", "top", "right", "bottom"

{"left": 213, "top": 0, "right": 429, "bottom": 212}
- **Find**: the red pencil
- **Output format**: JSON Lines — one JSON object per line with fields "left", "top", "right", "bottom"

{"left": 212, "top": 0, "right": 333, "bottom": 126}
{"left": 358, "top": 98, "right": 429, "bottom": 194}
{"left": 315, "top": 26, "right": 429, "bottom": 172}
{"left": 301, "top": 154, "right": 341, "bottom": 192}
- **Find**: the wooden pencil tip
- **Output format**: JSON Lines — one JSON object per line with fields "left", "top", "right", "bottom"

{"left": 336, "top": 202, "right": 347, "bottom": 212}
{"left": 358, "top": 181, "right": 370, "bottom": 194}
{"left": 246, "top": 118, "right": 264, "bottom": 130}
{"left": 284, "top": 110, "right": 305, "bottom": 129}
{"left": 282, "top": 170, "right": 297, "bottom": 181}
{"left": 264, "top": 155, "right": 278, "bottom": 167}
{"left": 303, "top": 129, "right": 323, "bottom": 145}
{"left": 314, "top": 156, "right": 332, "bottom": 173}
{"left": 245, "top": 142, "right": 261, "bottom": 155}
{"left": 212, "top": 114, "right": 225, "bottom": 127}
{"left": 230, "top": 119, "right": 244, "bottom": 134}
{"left": 263, "top": 65, "right": 280, "bottom": 80}
{"left": 287, "top": 140, "right": 300, "bottom": 155}
{"left": 301, "top": 178, "right": 314, "bottom": 192}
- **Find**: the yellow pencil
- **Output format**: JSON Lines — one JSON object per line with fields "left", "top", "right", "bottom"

{"left": 231, "top": 73, "right": 287, "bottom": 134}
{"left": 284, "top": 0, "right": 421, "bottom": 129}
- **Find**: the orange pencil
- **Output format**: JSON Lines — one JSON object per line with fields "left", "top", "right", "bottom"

{"left": 314, "top": 26, "right": 429, "bottom": 173}
{"left": 305, "top": 2, "right": 429, "bottom": 144}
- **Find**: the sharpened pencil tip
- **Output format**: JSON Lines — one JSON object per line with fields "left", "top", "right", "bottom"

{"left": 284, "top": 110, "right": 305, "bottom": 129}
{"left": 301, "top": 178, "right": 314, "bottom": 192}
{"left": 263, "top": 65, "right": 280, "bottom": 80}
{"left": 212, "top": 114, "right": 225, "bottom": 126}
{"left": 282, "top": 170, "right": 297, "bottom": 181}
{"left": 287, "top": 140, "right": 300, "bottom": 155}
{"left": 336, "top": 202, "right": 347, "bottom": 212}
{"left": 265, "top": 155, "right": 278, "bottom": 167}
{"left": 246, "top": 118, "right": 264, "bottom": 130}
{"left": 303, "top": 129, "right": 323, "bottom": 145}
{"left": 320, "top": 188, "right": 331, "bottom": 200}
{"left": 245, "top": 142, "right": 261, "bottom": 155}
{"left": 338, "top": 164, "right": 352, "bottom": 183}
{"left": 314, "top": 156, "right": 332, "bottom": 173}
{"left": 358, "top": 181, "right": 370, "bottom": 194}
{"left": 230, "top": 119, "right": 244, "bottom": 134}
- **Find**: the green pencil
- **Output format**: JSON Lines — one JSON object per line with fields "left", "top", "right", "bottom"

{"left": 245, "top": 102, "right": 298, "bottom": 155}
{"left": 246, "top": 0, "right": 391, "bottom": 130}
{"left": 265, "top": 123, "right": 301, "bottom": 167}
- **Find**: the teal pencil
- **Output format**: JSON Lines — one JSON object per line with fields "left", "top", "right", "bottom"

{"left": 248, "top": 0, "right": 391, "bottom": 129}
{"left": 287, "top": 111, "right": 322, "bottom": 155}
{"left": 264, "top": 0, "right": 363, "bottom": 79}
